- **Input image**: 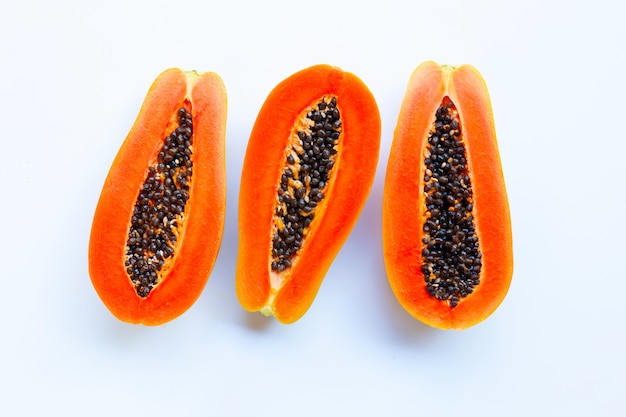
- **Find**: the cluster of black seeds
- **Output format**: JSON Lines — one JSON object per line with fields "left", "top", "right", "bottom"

{"left": 271, "top": 97, "right": 341, "bottom": 272}
{"left": 420, "top": 100, "right": 482, "bottom": 307}
{"left": 125, "top": 107, "right": 194, "bottom": 297}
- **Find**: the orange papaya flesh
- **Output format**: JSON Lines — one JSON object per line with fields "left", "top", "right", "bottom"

{"left": 382, "top": 61, "right": 513, "bottom": 330}
{"left": 236, "top": 65, "right": 381, "bottom": 324}
{"left": 89, "top": 68, "right": 227, "bottom": 326}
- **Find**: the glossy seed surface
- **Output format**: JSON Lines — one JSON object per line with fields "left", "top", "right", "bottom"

{"left": 125, "top": 107, "right": 194, "bottom": 297}
{"left": 421, "top": 99, "right": 482, "bottom": 307}
{"left": 270, "top": 96, "right": 341, "bottom": 273}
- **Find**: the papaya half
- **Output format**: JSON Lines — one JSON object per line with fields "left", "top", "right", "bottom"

{"left": 382, "top": 61, "right": 513, "bottom": 330}
{"left": 236, "top": 65, "right": 381, "bottom": 324}
{"left": 89, "top": 68, "right": 227, "bottom": 326}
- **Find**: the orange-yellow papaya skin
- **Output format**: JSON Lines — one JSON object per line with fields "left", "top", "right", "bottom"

{"left": 382, "top": 61, "right": 513, "bottom": 330}
{"left": 89, "top": 68, "right": 227, "bottom": 326}
{"left": 236, "top": 64, "right": 381, "bottom": 324}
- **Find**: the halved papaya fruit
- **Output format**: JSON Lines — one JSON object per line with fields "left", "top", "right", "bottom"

{"left": 89, "top": 68, "right": 227, "bottom": 325}
{"left": 382, "top": 61, "right": 513, "bottom": 330}
{"left": 236, "top": 65, "right": 381, "bottom": 324}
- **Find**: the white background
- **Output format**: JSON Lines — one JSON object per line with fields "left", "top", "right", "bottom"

{"left": 1, "top": 0, "right": 625, "bottom": 415}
